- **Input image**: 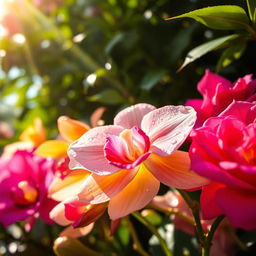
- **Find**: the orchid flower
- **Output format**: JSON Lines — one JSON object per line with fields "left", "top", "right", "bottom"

{"left": 65, "top": 104, "right": 209, "bottom": 220}
{"left": 36, "top": 112, "right": 108, "bottom": 232}
{"left": 0, "top": 150, "right": 57, "bottom": 231}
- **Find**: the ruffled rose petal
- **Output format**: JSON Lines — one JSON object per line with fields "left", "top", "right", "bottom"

{"left": 200, "top": 182, "right": 225, "bottom": 220}
{"left": 78, "top": 168, "right": 138, "bottom": 204}
{"left": 35, "top": 140, "right": 69, "bottom": 158}
{"left": 58, "top": 116, "right": 90, "bottom": 143}
{"left": 216, "top": 187, "right": 256, "bottom": 230}
{"left": 114, "top": 103, "right": 156, "bottom": 129}
{"left": 144, "top": 151, "right": 209, "bottom": 189}
{"left": 220, "top": 101, "right": 256, "bottom": 124}
{"left": 49, "top": 170, "right": 90, "bottom": 201}
{"left": 68, "top": 125, "right": 123, "bottom": 175}
{"left": 108, "top": 164, "right": 160, "bottom": 220}
{"left": 141, "top": 106, "right": 196, "bottom": 156}
{"left": 198, "top": 70, "right": 231, "bottom": 105}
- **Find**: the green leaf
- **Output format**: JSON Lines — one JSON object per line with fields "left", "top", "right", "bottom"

{"left": 216, "top": 41, "right": 247, "bottom": 72}
{"left": 178, "top": 34, "right": 239, "bottom": 71}
{"left": 54, "top": 236, "right": 101, "bottom": 256}
{"left": 140, "top": 69, "right": 167, "bottom": 91}
{"left": 167, "top": 5, "right": 249, "bottom": 30}
{"left": 246, "top": 0, "right": 256, "bottom": 23}
{"left": 141, "top": 209, "right": 162, "bottom": 226}
{"left": 87, "top": 89, "right": 125, "bottom": 105}
{"left": 105, "top": 33, "right": 125, "bottom": 54}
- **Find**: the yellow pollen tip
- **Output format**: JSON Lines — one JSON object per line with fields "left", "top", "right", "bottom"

{"left": 18, "top": 181, "right": 38, "bottom": 203}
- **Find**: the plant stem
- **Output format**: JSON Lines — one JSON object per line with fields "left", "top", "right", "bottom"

{"left": 177, "top": 189, "right": 205, "bottom": 244}
{"left": 148, "top": 202, "right": 195, "bottom": 226}
{"left": 178, "top": 190, "right": 225, "bottom": 256}
{"left": 202, "top": 216, "right": 225, "bottom": 256}
{"left": 132, "top": 211, "right": 173, "bottom": 256}
{"left": 125, "top": 217, "right": 150, "bottom": 256}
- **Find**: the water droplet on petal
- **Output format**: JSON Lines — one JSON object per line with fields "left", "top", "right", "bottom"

{"left": 171, "top": 139, "right": 177, "bottom": 144}
{"left": 179, "top": 106, "right": 190, "bottom": 114}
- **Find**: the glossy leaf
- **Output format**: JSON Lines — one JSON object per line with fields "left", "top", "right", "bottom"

{"left": 216, "top": 41, "right": 247, "bottom": 72}
{"left": 54, "top": 236, "right": 100, "bottom": 256}
{"left": 140, "top": 69, "right": 167, "bottom": 91}
{"left": 246, "top": 0, "right": 256, "bottom": 23}
{"left": 167, "top": 5, "right": 249, "bottom": 30}
{"left": 87, "top": 89, "right": 125, "bottom": 105}
{"left": 178, "top": 34, "right": 239, "bottom": 71}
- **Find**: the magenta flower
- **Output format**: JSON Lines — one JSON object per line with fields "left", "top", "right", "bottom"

{"left": 186, "top": 70, "right": 256, "bottom": 128}
{"left": 0, "top": 150, "right": 57, "bottom": 229}
{"left": 189, "top": 101, "right": 256, "bottom": 230}
{"left": 67, "top": 104, "right": 208, "bottom": 220}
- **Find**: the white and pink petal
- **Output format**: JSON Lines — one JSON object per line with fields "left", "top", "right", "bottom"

{"left": 114, "top": 103, "right": 156, "bottom": 129}
{"left": 68, "top": 125, "right": 123, "bottom": 175}
{"left": 141, "top": 105, "right": 196, "bottom": 156}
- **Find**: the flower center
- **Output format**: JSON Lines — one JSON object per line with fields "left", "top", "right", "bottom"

{"left": 104, "top": 126, "right": 151, "bottom": 169}
{"left": 11, "top": 181, "right": 38, "bottom": 206}
{"left": 243, "top": 146, "right": 256, "bottom": 165}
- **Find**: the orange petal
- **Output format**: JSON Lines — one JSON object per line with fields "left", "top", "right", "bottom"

{"left": 90, "top": 107, "right": 106, "bottom": 127}
{"left": 73, "top": 202, "right": 107, "bottom": 228}
{"left": 78, "top": 168, "right": 138, "bottom": 204}
{"left": 58, "top": 116, "right": 90, "bottom": 142}
{"left": 60, "top": 223, "right": 94, "bottom": 238}
{"left": 49, "top": 170, "right": 90, "bottom": 201}
{"left": 144, "top": 151, "right": 210, "bottom": 189}
{"left": 35, "top": 140, "right": 69, "bottom": 158}
{"left": 108, "top": 164, "right": 160, "bottom": 220}
{"left": 19, "top": 117, "right": 46, "bottom": 146}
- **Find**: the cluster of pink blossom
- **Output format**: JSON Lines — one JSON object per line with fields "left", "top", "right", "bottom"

{"left": 0, "top": 70, "right": 255, "bottom": 248}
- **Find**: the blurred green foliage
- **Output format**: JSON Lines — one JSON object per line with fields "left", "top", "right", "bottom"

{"left": 1, "top": 0, "right": 255, "bottom": 140}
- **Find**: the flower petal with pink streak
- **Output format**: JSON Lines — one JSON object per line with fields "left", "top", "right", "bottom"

{"left": 114, "top": 103, "right": 156, "bottom": 129}
{"left": 216, "top": 187, "right": 256, "bottom": 230}
{"left": 50, "top": 202, "right": 71, "bottom": 226}
{"left": 108, "top": 164, "right": 160, "bottom": 220}
{"left": 144, "top": 151, "right": 209, "bottom": 189}
{"left": 141, "top": 105, "right": 196, "bottom": 156}
{"left": 78, "top": 168, "right": 138, "bottom": 204}
{"left": 68, "top": 125, "right": 124, "bottom": 175}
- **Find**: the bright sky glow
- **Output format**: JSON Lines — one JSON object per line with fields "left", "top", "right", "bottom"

{"left": 0, "top": 0, "right": 14, "bottom": 19}
{"left": 86, "top": 73, "right": 97, "bottom": 85}
{"left": 12, "top": 33, "right": 26, "bottom": 44}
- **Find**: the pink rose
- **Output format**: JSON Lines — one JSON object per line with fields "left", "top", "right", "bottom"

{"left": 186, "top": 70, "right": 256, "bottom": 128}
{"left": 189, "top": 101, "right": 256, "bottom": 230}
{"left": 0, "top": 150, "right": 57, "bottom": 230}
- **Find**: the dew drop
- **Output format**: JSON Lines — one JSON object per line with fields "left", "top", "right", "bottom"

{"left": 171, "top": 139, "right": 177, "bottom": 144}
{"left": 179, "top": 106, "right": 189, "bottom": 114}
